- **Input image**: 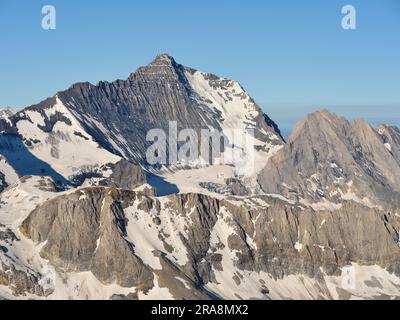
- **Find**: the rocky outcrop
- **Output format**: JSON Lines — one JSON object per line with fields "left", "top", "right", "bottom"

{"left": 20, "top": 187, "right": 154, "bottom": 291}
{"left": 0, "top": 262, "right": 51, "bottom": 297}
{"left": 258, "top": 110, "right": 400, "bottom": 210}
{"left": 1, "top": 56, "right": 399, "bottom": 300}
{"left": 0, "top": 54, "right": 283, "bottom": 193}
{"left": 19, "top": 188, "right": 222, "bottom": 298}
{"left": 55, "top": 54, "right": 283, "bottom": 164}
{"left": 222, "top": 200, "right": 400, "bottom": 278}
{"left": 0, "top": 223, "right": 51, "bottom": 297}
{"left": 99, "top": 159, "right": 147, "bottom": 190}
{"left": 17, "top": 186, "right": 400, "bottom": 299}
{"left": 0, "top": 55, "right": 283, "bottom": 179}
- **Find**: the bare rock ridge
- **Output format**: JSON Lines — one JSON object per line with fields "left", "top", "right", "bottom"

{"left": 258, "top": 109, "right": 400, "bottom": 210}
{"left": 17, "top": 187, "right": 400, "bottom": 299}
{"left": 1, "top": 55, "right": 400, "bottom": 299}
{"left": 0, "top": 53, "right": 283, "bottom": 191}
{"left": 59, "top": 53, "right": 284, "bottom": 162}
{"left": 20, "top": 188, "right": 220, "bottom": 299}
{"left": 20, "top": 188, "right": 155, "bottom": 290}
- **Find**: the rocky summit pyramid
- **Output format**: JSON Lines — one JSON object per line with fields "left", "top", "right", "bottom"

{"left": 258, "top": 109, "right": 400, "bottom": 210}
{"left": 1, "top": 55, "right": 400, "bottom": 300}
{"left": 0, "top": 54, "right": 283, "bottom": 191}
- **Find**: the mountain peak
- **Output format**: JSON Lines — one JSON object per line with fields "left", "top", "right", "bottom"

{"left": 149, "top": 53, "right": 176, "bottom": 66}
{"left": 307, "top": 109, "right": 340, "bottom": 121}
{"left": 129, "top": 53, "right": 182, "bottom": 81}
{"left": 290, "top": 109, "right": 341, "bottom": 140}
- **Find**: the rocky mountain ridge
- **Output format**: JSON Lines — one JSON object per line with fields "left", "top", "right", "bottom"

{"left": 0, "top": 55, "right": 400, "bottom": 300}
{"left": 1, "top": 177, "right": 400, "bottom": 299}
{"left": 258, "top": 110, "right": 400, "bottom": 211}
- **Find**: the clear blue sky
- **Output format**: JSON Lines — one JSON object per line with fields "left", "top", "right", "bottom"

{"left": 1, "top": 0, "right": 399, "bottom": 135}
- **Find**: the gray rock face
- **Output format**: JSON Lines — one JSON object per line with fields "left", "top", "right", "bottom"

{"left": 258, "top": 110, "right": 400, "bottom": 210}
{"left": 199, "top": 178, "right": 251, "bottom": 196}
{"left": 377, "top": 124, "right": 400, "bottom": 164}
{"left": 0, "top": 223, "right": 52, "bottom": 297}
{"left": 0, "top": 172, "right": 7, "bottom": 192}
{"left": 0, "top": 54, "right": 283, "bottom": 192}
{"left": 57, "top": 54, "right": 283, "bottom": 164}
{"left": 1, "top": 56, "right": 400, "bottom": 299}
{"left": 0, "top": 228, "right": 18, "bottom": 244}
{"left": 99, "top": 159, "right": 147, "bottom": 189}
{"left": 224, "top": 200, "right": 400, "bottom": 278}
{"left": 17, "top": 186, "right": 400, "bottom": 299}
{"left": 20, "top": 187, "right": 154, "bottom": 290}
{"left": 0, "top": 262, "right": 51, "bottom": 297}
{"left": 0, "top": 54, "right": 283, "bottom": 166}
{"left": 19, "top": 187, "right": 220, "bottom": 298}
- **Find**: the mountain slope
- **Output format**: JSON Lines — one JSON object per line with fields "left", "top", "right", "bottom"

{"left": 0, "top": 54, "right": 283, "bottom": 192}
{"left": 0, "top": 97, "right": 122, "bottom": 189}
{"left": 56, "top": 54, "right": 283, "bottom": 165}
{"left": 1, "top": 179, "right": 400, "bottom": 300}
{"left": 257, "top": 110, "right": 400, "bottom": 210}
{"left": 1, "top": 56, "right": 400, "bottom": 300}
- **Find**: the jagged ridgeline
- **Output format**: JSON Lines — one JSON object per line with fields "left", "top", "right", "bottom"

{"left": 258, "top": 110, "right": 400, "bottom": 210}
{"left": 0, "top": 54, "right": 283, "bottom": 192}
{"left": 0, "top": 55, "right": 400, "bottom": 300}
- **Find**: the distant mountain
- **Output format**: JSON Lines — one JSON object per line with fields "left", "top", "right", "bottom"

{"left": 2, "top": 176, "right": 399, "bottom": 299}
{"left": 1, "top": 55, "right": 400, "bottom": 300}
{"left": 257, "top": 110, "right": 400, "bottom": 210}
{"left": 58, "top": 54, "right": 283, "bottom": 163}
{"left": 0, "top": 108, "right": 16, "bottom": 120}
{"left": 0, "top": 54, "right": 283, "bottom": 191}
